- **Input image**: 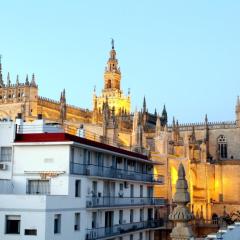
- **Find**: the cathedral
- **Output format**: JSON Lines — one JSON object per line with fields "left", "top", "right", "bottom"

{"left": 0, "top": 42, "right": 240, "bottom": 225}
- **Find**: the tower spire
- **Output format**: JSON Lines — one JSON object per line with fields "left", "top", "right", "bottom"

{"left": 7, "top": 72, "right": 11, "bottom": 86}
{"left": 172, "top": 117, "right": 176, "bottom": 129}
{"left": 0, "top": 55, "right": 4, "bottom": 87}
{"left": 161, "top": 104, "right": 168, "bottom": 126}
{"left": 155, "top": 114, "right": 161, "bottom": 136}
{"left": 205, "top": 113, "right": 208, "bottom": 124}
{"left": 111, "top": 38, "right": 114, "bottom": 50}
{"left": 25, "top": 74, "right": 29, "bottom": 85}
{"left": 104, "top": 40, "right": 121, "bottom": 90}
{"left": 143, "top": 96, "right": 147, "bottom": 113}
{"left": 16, "top": 75, "right": 19, "bottom": 85}
{"left": 30, "top": 73, "right": 37, "bottom": 87}
{"left": 236, "top": 96, "right": 240, "bottom": 128}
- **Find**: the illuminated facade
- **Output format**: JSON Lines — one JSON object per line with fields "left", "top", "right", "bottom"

{"left": 0, "top": 42, "right": 240, "bottom": 230}
{"left": 92, "top": 40, "right": 130, "bottom": 122}
{"left": 0, "top": 58, "right": 91, "bottom": 123}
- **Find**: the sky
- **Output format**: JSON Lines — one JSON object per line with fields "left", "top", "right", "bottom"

{"left": 0, "top": 0, "right": 239, "bottom": 123}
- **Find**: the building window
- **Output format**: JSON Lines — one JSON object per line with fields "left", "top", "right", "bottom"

{"left": 130, "top": 184, "right": 134, "bottom": 198}
{"left": 147, "top": 186, "right": 153, "bottom": 198}
{"left": 71, "top": 147, "right": 75, "bottom": 163}
{"left": 139, "top": 232, "right": 143, "bottom": 240}
{"left": 25, "top": 229, "right": 37, "bottom": 235}
{"left": 140, "top": 209, "right": 144, "bottom": 222}
{"left": 119, "top": 210, "right": 123, "bottom": 224}
{"left": 119, "top": 183, "right": 123, "bottom": 191}
{"left": 0, "top": 147, "right": 12, "bottom": 162}
{"left": 130, "top": 209, "right": 134, "bottom": 223}
{"left": 5, "top": 215, "right": 20, "bottom": 234}
{"left": 75, "top": 180, "right": 81, "bottom": 197}
{"left": 87, "top": 151, "right": 91, "bottom": 164}
{"left": 218, "top": 135, "right": 227, "bottom": 159}
{"left": 74, "top": 213, "right": 80, "bottom": 231}
{"left": 92, "top": 212, "right": 97, "bottom": 228}
{"left": 27, "top": 180, "right": 50, "bottom": 195}
{"left": 97, "top": 152, "right": 103, "bottom": 165}
{"left": 119, "top": 183, "right": 124, "bottom": 197}
{"left": 130, "top": 234, "right": 133, "bottom": 240}
{"left": 107, "top": 79, "right": 111, "bottom": 88}
{"left": 54, "top": 214, "right": 61, "bottom": 234}
{"left": 92, "top": 181, "right": 98, "bottom": 197}
{"left": 140, "top": 185, "right": 143, "bottom": 198}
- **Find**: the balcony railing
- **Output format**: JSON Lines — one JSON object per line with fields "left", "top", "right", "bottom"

{"left": 86, "top": 196, "right": 166, "bottom": 208}
{"left": 70, "top": 163, "right": 164, "bottom": 183}
{"left": 86, "top": 219, "right": 164, "bottom": 240}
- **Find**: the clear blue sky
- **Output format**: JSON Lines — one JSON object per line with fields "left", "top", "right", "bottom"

{"left": 0, "top": 1, "right": 239, "bottom": 123}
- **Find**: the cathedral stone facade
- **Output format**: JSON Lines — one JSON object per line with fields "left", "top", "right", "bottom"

{"left": 0, "top": 43, "right": 240, "bottom": 225}
{"left": 0, "top": 59, "right": 92, "bottom": 124}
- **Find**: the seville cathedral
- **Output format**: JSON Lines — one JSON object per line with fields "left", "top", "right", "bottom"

{"left": 0, "top": 42, "right": 240, "bottom": 225}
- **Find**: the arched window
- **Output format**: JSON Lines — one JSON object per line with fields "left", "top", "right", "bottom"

{"left": 218, "top": 135, "right": 227, "bottom": 159}
{"left": 107, "top": 79, "right": 111, "bottom": 88}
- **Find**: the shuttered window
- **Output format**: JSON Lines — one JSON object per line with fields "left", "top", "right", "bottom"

{"left": 0, "top": 147, "right": 12, "bottom": 162}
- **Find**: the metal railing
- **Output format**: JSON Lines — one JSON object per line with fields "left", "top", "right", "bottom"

{"left": 86, "top": 219, "right": 164, "bottom": 240}
{"left": 64, "top": 124, "right": 133, "bottom": 151}
{"left": 86, "top": 196, "right": 166, "bottom": 208}
{"left": 70, "top": 163, "right": 164, "bottom": 183}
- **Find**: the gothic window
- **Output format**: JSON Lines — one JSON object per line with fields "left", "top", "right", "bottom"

{"left": 217, "top": 135, "right": 227, "bottom": 159}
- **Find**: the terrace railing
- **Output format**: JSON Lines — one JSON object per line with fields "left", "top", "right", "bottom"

{"left": 70, "top": 163, "right": 164, "bottom": 183}
{"left": 86, "top": 219, "right": 164, "bottom": 240}
{"left": 86, "top": 196, "right": 166, "bottom": 208}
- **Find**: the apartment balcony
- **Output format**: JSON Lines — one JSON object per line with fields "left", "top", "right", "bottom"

{"left": 86, "top": 219, "right": 164, "bottom": 240}
{"left": 86, "top": 196, "right": 166, "bottom": 208}
{"left": 71, "top": 163, "right": 164, "bottom": 183}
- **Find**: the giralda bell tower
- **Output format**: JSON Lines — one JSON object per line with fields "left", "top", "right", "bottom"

{"left": 93, "top": 40, "right": 131, "bottom": 118}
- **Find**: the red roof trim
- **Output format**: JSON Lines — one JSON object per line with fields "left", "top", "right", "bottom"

{"left": 15, "top": 133, "right": 149, "bottom": 161}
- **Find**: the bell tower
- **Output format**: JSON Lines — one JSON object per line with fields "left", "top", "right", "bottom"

{"left": 104, "top": 39, "right": 121, "bottom": 91}
{"left": 92, "top": 40, "right": 131, "bottom": 118}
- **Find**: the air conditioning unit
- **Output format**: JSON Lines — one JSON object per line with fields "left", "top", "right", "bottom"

{"left": 0, "top": 163, "right": 7, "bottom": 170}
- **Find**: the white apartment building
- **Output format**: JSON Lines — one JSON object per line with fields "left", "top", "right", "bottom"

{"left": 0, "top": 119, "right": 166, "bottom": 240}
